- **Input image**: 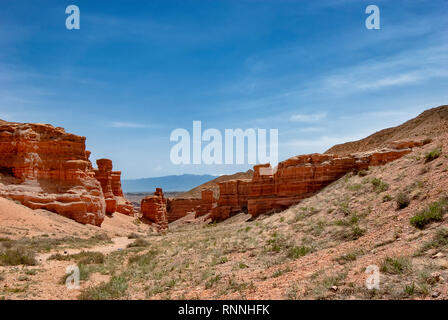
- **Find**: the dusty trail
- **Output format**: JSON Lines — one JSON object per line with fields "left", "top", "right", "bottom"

{"left": 37, "top": 237, "right": 133, "bottom": 262}
{"left": 1, "top": 237, "right": 133, "bottom": 300}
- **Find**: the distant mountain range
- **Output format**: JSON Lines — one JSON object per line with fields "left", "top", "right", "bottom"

{"left": 122, "top": 174, "right": 216, "bottom": 193}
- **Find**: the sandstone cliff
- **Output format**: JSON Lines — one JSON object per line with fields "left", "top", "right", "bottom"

{"left": 247, "top": 149, "right": 412, "bottom": 218}
{"left": 167, "top": 189, "right": 216, "bottom": 222}
{"left": 210, "top": 179, "right": 251, "bottom": 221}
{"left": 0, "top": 121, "right": 105, "bottom": 226}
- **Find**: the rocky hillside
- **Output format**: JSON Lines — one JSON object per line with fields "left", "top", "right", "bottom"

{"left": 326, "top": 105, "right": 448, "bottom": 155}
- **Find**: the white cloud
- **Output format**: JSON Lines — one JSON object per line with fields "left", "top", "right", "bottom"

{"left": 108, "top": 121, "right": 149, "bottom": 128}
{"left": 290, "top": 112, "right": 327, "bottom": 123}
{"left": 297, "top": 127, "right": 327, "bottom": 133}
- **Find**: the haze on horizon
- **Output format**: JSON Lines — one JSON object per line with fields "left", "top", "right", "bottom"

{"left": 0, "top": 0, "right": 447, "bottom": 179}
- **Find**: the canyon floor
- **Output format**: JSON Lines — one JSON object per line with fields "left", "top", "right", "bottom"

{"left": 1, "top": 134, "right": 448, "bottom": 300}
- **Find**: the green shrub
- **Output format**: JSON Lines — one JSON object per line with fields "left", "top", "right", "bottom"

{"left": 334, "top": 251, "right": 361, "bottom": 264}
{"left": 383, "top": 194, "right": 393, "bottom": 202}
{"left": 410, "top": 198, "right": 448, "bottom": 229}
{"left": 380, "top": 256, "right": 411, "bottom": 274}
{"left": 60, "top": 263, "right": 91, "bottom": 284}
{"left": 425, "top": 148, "right": 441, "bottom": 163}
{"left": 127, "top": 238, "right": 150, "bottom": 248}
{"left": 358, "top": 169, "right": 369, "bottom": 177}
{"left": 288, "top": 246, "right": 312, "bottom": 259}
{"left": 0, "top": 248, "right": 37, "bottom": 266}
{"left": 79, "top": 276, "right": 128, "bottom": 300}
{"left": 128, "top": 249, "right": 158, "bottom": 266}
{"left": 395, "top": 192, "right": 410, "bottom": 209}
{"left": 371, "top": 178, "right": 389, "bottom": 193}
{"left": 351, "top": 225, "right": 366, "bottom": 239}
{"left": 347, "top": 184, "right": 362, "bottom": 192}
{"left": 404, "top": 282, "right": 416, "bottom": 297}
{"left": 265, "top": 232, "right": 286, "bottom": 253}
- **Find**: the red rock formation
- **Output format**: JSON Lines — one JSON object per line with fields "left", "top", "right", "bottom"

{"left": 0, "top": 122, "right": 105, "bottom": 226}
{"left": 167, "top": 198, "right": 203, "bottom": 222}
{"left": 111, "top": 171, "right": 124, "bottom": 197}
{"left": 111, "top": 170, "right": 134, "bottom": 216}
{"left": 94, "top": 161, "right": 134, "bottom": 216}
{"left": 247, "top": 149, "right": 412, "bottom": 218}
{"left": 210, "top": 179, "right": 251, "bottom": 222}
{"left": 141, "top": 188, "right": 168, "bottom": 230}
{"left": 166, "top": 189, "right": 216, "bottom": 222}
{"left": 195, "top": 190, "right": 215, "bottom": 218}
{"left": 94, "top": 159, "right": 117, "bottom": 215}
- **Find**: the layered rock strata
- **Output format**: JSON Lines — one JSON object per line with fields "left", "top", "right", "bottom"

{"left": 247, "top": 149, "right": 411, "bottom": 218}
{"left": 167, "top": 189, "right": 216, "bottom": 222}
{"left": 207, "top": 148, "right": 412, "bottom": 221}
{"left": 94, "top": 161, "right": 134, "bottom": 216}
{"left": 0, "top": 122, "right": 105, "bottom": 226}
{"left": 210, "top": 179, "right": 251, "bottom": 222}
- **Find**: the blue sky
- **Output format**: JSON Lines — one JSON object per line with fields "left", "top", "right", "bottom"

{"left": 1, "top": 0, "right": 447, "bottom": 178}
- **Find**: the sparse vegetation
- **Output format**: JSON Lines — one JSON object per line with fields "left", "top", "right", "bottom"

{"left": 0, "top": 248, "right": 37, "bottom": 266}
{"left": 380, "top": 256, "right": 412, "bottom": 274}
{"left": 371, "top": 178, "right": 389, "bottom": 193}
{"left": 357, "top": 169, "right": 369, "bottom": 177}
{"left": 272, "top": 267, "right": 292, "bottom": 278}
{"left": 420, "top": 228, "right": 448, "bottom": 253}
{"left": 425, "top": 147, "right": 442, "bottom": 163}
{"left": 334, "top": 250, "right": 362, "bottom": 264}
{"left": 396, "top": 192, "right": 410, "bottom": 209}
{"left": 347, "top": 184, "right": 362, "bottom": 192}
{"left": 205, "top": 274, "right": 221, "bottom": 289}
{"left": 127, "top": 238, "right": 150, "bottom": 248}
{"left": 288, "top": 246, "right": 312, "bottom": 259}
{"left": 79, "top": 276, "right": 128, "bottom": 300}
{"left": 410, "top": 197, "right": 448, "bottom": 229}
{"left": 49, "top": 251, "right": 105, "bottom": 264}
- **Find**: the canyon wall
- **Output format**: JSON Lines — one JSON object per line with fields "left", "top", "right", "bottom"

{"left": 248, "top": 149, "right": 411, "bottom": 218}
{"left": 0, "top": 122, "right": 106, "bottom": 226}
{"left": 166, "top": 189, "right": 216, "bottom": 222}
{"left": 210, "top": 179, "right": 251, "bottom": 222}
{"left": 195, "top": 190, "right": 215, "bottom": 218}
{"left": 207, "top": 148, "right": 412, "bottom": 221}
{"left": 141, "top": 188, "right": 169, "bottom": 230}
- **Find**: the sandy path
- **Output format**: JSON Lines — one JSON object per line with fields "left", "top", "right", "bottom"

{"left": 37, "top": 236, "right": 133, "bottom": 262}
{"left": 1, "top": 236, "right": 134, "bottom": 300}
